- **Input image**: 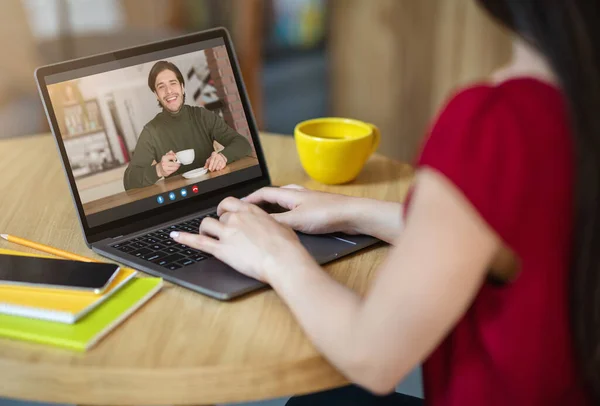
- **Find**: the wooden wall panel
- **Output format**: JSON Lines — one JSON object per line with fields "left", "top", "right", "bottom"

{"left": 330, "top": 0, "right": 512, "bottom": 162}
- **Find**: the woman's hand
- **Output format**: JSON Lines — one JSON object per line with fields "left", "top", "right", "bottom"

{"left": 243, "top": 185, "right": 364, "bottom": 235}
{"left": 169, "top": 197, "right": 316, "bottom": 283}
{"left": 244, "top": 185, "right": 404, "bottom": 243}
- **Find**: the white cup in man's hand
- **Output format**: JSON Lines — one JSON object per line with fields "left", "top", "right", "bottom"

{"left": 175, "top": 149, "right": 195, "bottom": 165}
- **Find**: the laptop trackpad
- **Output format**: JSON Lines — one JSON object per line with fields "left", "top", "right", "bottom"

{"left": 297, "top": 233, "right": 354, "bottom": 264}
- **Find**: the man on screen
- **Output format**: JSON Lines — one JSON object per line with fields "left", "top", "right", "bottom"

{"left": 123, "top": 60, "right": 252, "bottom": 190}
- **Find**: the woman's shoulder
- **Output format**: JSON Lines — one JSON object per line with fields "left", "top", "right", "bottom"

{"left": 419, "top": 75, "right": 570, "bottom": 175}
{"left": 428, "top": 76, "right": 566, "bottom": 146}
{"left": 416, "top": 77, "right": 571, "bottom": 245}
{"left": 440, "top": 77, "right": 563, "bottom": 118}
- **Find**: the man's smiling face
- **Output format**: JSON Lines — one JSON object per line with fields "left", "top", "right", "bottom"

{"left": 154, "top": 69, "right": 184, "bottom": 113}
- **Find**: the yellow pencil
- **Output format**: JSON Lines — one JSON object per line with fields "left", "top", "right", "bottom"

{"left": 0, "top": 234, "right": 98, "bottom": 263}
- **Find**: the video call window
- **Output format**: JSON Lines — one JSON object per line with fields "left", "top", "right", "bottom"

{"left": 47, "top": 45, "right": 259, "bottom": 221}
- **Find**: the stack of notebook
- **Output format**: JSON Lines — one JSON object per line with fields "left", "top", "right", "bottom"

{"left": 0, "top": 248, "right": 162, "bottom": 351}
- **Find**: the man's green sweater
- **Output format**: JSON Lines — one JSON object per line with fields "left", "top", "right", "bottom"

{"left": 123, "top": 105, "right": 252, "bottom": 190}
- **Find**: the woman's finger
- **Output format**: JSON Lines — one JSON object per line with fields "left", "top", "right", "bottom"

{"left": 219, "top": 211, "right": 233, "bottom": 224}
{"left": 269, "top": 211, "right": 301, "bottom": 228}
{"left": 217, "top": 196, "right": 251, "bottom": 216}
{"left": 243, "top": 187, "right": 299, "bottom": 210}
{"left": 199, "top": 217, "right": 226, "bottom": 238}
{"left": 169, "top": 232, "right": 218, "bottom": 254}
{"left": 281, "top": 184, "right": 305, "bottom": 191}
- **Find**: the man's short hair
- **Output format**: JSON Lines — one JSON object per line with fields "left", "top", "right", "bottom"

{"left": 147, "top": 61, "right": 185, "bottom": 92}
{"left": 148, "top": 61, "right": 186, "bottom": 107}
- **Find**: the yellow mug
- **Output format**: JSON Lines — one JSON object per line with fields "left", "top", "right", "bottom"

{"left": 294, "top": 117, "right": 381, "bottom": 184}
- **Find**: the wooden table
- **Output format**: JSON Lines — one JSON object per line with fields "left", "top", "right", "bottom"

{"left": 83, "top": 156, "right": 260, "bottom": 215}
{"left": 0, "top": 133, "right": 414, "bottom": 405}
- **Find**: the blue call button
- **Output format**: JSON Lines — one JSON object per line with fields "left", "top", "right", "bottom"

{"left": 156, "top": 195, "right": 165, "bottom": 204}
{"left": 180, "top": 188, "right": 188, "bottom": 197}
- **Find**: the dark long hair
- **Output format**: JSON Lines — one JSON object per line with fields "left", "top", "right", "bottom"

{"left": 477, "top": 0, "right": 600, "bottom": 400}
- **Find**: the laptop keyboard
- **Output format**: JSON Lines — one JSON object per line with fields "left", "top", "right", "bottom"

{"left": 110, "top": 212, "right": 218, "bottom": 270}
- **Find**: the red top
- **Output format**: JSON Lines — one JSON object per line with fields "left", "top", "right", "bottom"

{"left": 410, "top": 78, "right": 590, "bottom": 405}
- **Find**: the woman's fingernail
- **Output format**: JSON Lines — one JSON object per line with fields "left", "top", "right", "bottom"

{"left": 170, "top": 231, "right": 180, "bottom": 239}
{"left": 241, "top": 197, "right": 247, "bottom": 201}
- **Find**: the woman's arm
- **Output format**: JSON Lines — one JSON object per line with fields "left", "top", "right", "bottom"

{"left": 171, "top": 168, "right": 498, "bottom": 394}
{"left": 244, "top": 186, "right": 404, "bottom": 243}
{"left": 349, "top": 198, "right": 404, "bottom": 243}
{"left": 266, "top": 168, "right": 498, "bottom": 394}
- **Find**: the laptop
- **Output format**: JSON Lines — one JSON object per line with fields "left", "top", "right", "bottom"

{"left": 35, "top": 27, "right": 380, "bottom": 300}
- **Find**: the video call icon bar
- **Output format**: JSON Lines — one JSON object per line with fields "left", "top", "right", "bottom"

{"left": 156, "top": 184, "right": 200, "bottom": 205}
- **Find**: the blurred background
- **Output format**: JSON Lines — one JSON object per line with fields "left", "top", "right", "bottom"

{"left": 1, "top": 0, "right": 512, "bottom": 163}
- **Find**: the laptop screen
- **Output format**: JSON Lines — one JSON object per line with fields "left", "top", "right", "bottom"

{"left": 43, "top": 36, "right": 263, "bottom": 229}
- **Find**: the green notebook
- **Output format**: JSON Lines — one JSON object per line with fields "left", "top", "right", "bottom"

{"left": 0, "top": 277, "right": 162, "bottom": 351}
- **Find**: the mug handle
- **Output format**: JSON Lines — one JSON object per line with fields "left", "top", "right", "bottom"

{"left": 366, "top": 123, "right": 381, "bottom": 155}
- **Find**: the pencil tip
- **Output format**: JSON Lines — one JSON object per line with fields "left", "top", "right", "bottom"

{"left": 0, "top": 234, "right": 8, "bottom": 240}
